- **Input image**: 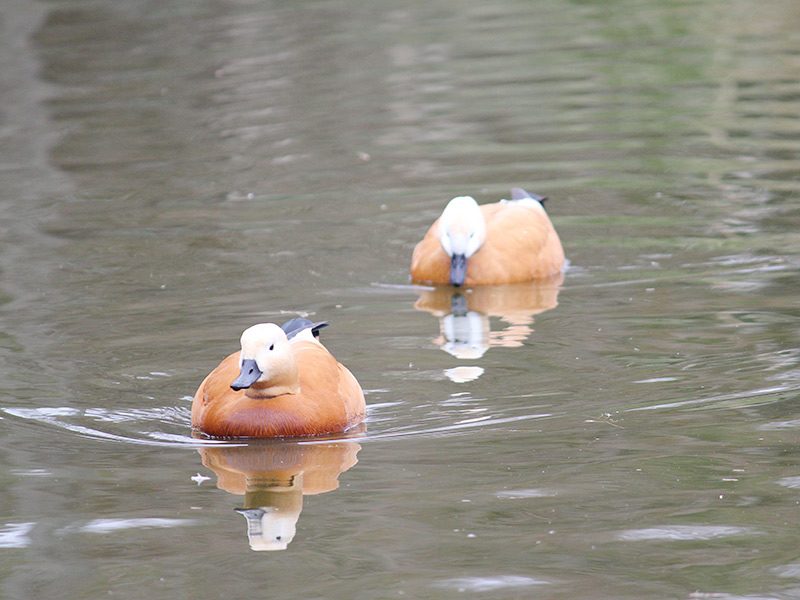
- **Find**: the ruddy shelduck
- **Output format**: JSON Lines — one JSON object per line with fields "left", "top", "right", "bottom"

{"left": 410, "top": 188, "right": 565, "bottom": 286}
{"left": 192, "top": 320, "right": 365, "bottom": 438}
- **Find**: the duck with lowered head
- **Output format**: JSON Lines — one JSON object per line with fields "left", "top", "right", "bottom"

{"left": 410, "top": 188, "right": 565, "bottom": 287}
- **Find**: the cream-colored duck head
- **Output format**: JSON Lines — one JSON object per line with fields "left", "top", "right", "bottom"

{"left": 237, "top": 506, "right": 300, "bottom": 552}
{"left": 235, "top": 484, "right": 303, "bottom": 552}
{"left": 440, "top": 310, "right": 490, "bottom": 360}
{"left": 231, "top": 323, "right": 299, "bottom": 398}
{"left": 437, "top": 196, "right": 487, "bottom": 286}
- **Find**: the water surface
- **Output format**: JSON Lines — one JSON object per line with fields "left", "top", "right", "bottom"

{"left": 1, "top": 0, "right": 799, "bottom": 598}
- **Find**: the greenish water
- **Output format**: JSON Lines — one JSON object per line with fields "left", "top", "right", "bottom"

{"left": 1, "top": 0, "right": 799, "bottom": 598}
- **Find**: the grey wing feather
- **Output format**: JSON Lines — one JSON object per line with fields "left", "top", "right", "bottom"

{"left": 280, "top": 318, "right": 329, "bottom": 340}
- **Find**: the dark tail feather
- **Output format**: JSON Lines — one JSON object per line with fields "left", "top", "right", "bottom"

{"left": 511, "top": 187, "right": 547, "bottom": 207}
{"left": 309, "top": 321, "right": 329, "bottom": 338}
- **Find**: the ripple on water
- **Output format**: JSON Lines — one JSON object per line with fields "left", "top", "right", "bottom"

{"left": 1, "top": 405, "right": 203, "bottom": 447}
{"left": 435, "top": 575, "right": 549, "bottom": 592}
{"left": 495, "top": 488, "right": 558, "bottom": 499}
{"left": 2, "top": 393, "right": 553, "bottom": 446}
{"left": 759, "top": 419, "right": 800, "bottom": 431}
{"left": 616, "top": 525, "right": 760, "bottom": 542}
{"left": 634, "top": 376, "right": 679, "bottom": 384}
{"left": 776, "top": 477, "right": 800, "bottom": 489}
{"left": 688, "top": 594, "right": 784, "bottom": 600}
{"left": 0, "top": 523, "right": 35, "bottom": 548}
{"left": 771, "top": 563, "right": 800, "bottom": 579}
{"left": 78, "top": 518, "right": 197, "bottom": 534}
{"left": 625, "top": 385, "right": 798, "bottom": 413}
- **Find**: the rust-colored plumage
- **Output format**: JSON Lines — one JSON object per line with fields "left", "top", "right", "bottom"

{"left": 199, "top": 441, "right": 361, "bottom": 496}
{"left": 192, "top": 326, "right": 365, "bottom": 438}
{"left": 410, "top": 192, "right": 565, "bottom": 286}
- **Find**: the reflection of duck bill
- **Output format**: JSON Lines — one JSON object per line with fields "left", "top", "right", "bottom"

{"left": 198, "top": 440, "right": 361, "bottom": 551}
{"left": 450, "top": 293, "right": 468, "bottom": 315}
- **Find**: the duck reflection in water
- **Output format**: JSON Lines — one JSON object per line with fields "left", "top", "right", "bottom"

{"left": 198, "top": 438, "right": 361, "bottom": 551}
{"left": 415, "top": 274, "right": 563, "bottom": 379}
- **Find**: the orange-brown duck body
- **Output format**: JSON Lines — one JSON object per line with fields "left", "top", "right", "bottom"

{"left": 410, "top": 188, "right": 565, "bottom": 286}
{"left": 192, "top": 323, "right": 365, "bottom": 438}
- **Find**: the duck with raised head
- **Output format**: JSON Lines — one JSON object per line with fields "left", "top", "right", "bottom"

{"left": 192, "top": 320, "right": 365, "bottom": 438}
{"left": 410, "top": 188, "right": 565, "bottom": 287}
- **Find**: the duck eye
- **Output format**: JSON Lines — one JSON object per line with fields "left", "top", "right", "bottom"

{"left": 269, "top": 344, "right": 274, "bottom": 351}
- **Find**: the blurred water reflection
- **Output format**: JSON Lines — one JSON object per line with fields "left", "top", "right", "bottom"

{"left": 199, "top": 440, "right": 361, "bottom": 551}
{"left": 414, "top": 275, "right": 562, "bottom": 368}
